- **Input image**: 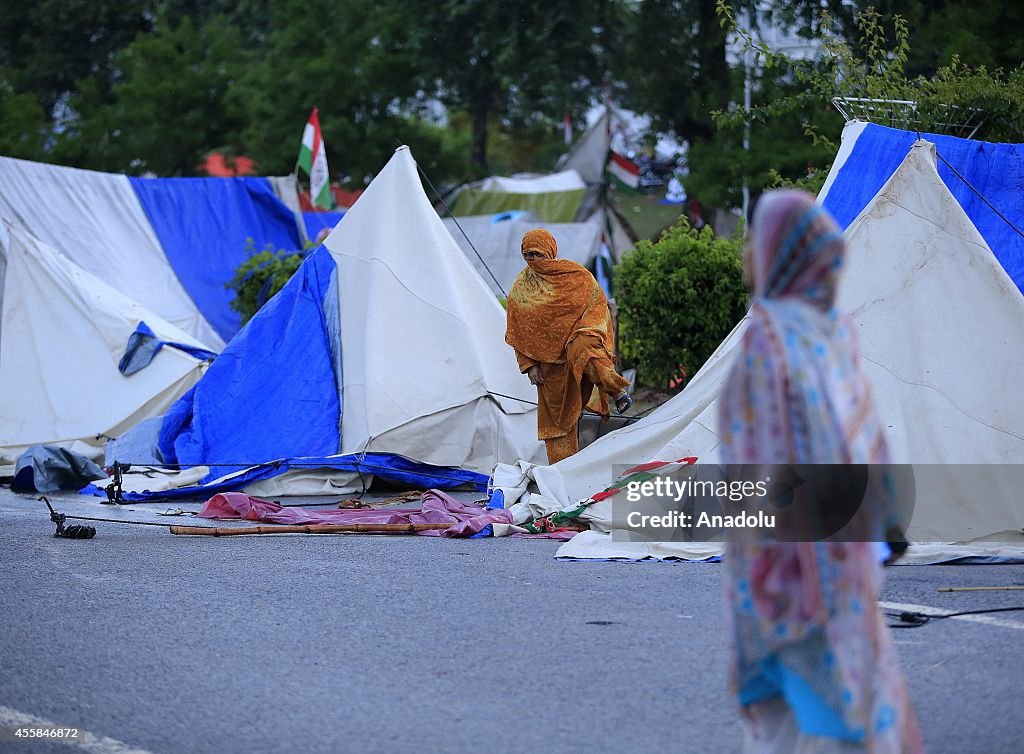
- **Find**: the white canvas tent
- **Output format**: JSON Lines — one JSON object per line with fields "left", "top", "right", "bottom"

{"left": 0, "top": 156, "right": 225, "bottom": 349}
{"left": 0, "top": 225, "right": 209, "bottom": 470}
{"left": 501, "top": 142, "right": 1024, "bottom": 563}
{"left": 138, "top": 145, "right": 545, "bottom": 499}
{"left": 326, "top": 146, "right": 544, "bottom": 471}
{"left": 442, "top": 214, "right": 602, "bottom": 297}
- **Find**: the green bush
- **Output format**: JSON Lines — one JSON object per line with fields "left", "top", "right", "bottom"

{"left": 227, "top": 238, "right": 308, "bottom": 324}
{"left": 616, "top": 218, "right": 747, "bottom": 390}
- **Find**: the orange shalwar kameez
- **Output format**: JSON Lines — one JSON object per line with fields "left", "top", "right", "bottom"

{"left": 505, "top": 229, "right": 628, "bottom": 464}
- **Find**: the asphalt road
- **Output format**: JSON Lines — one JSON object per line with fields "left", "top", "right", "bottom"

{"left": 1, "top": 490, "right": 1021, "bottom": 754}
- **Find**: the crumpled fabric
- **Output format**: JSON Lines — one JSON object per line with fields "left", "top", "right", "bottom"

{"left": 118, "top": 321, "right": 217, "bottom": 376}
{"left": 12, "top": 445, "right": 108, "bottom": 493}
{"left": 198, "top": 489, "right": 577, "bottom": 538}
{"left": 197, "top": 488, "right": 560, "bottom": 538}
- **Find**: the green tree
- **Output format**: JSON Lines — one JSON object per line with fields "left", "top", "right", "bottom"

{"left": 226, "top": 0, "right": 462, "bottom": 184}
{"left": 718, "top": 3, "right": 1024, "bottom": 144}
{"left": 616, "top": 218, "right": 747, "bottom": 389}
{"left": 0, "top": 0, "right": 153, "bottom": 117}
{"left": 398, "top": 0, "right": 623, "bottom": 173}
{"left": 0, "top": 69, "right": 49, "bottom": 159}
{"left": 55, "top": 14, "right": 250, "bottom": 175}
{"left": 863, "top": 1, "right": 1024, "bottom": 77}
{"left": 227, "top": 240, "right": 307, "bottom": 324}
{"left": 614, "top": 1, "right": 853, "bottom": 214}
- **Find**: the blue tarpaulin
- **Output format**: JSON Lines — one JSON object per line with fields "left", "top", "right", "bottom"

{"left": 149, "top": 244, "right": 491, "bottom": 499}
{"left": 130, "top": 176, "right": 304, "bottom": 343}
{"left": 822, "top": 123, "right": 1024, "bottom": 295}
{"left": 159, "top": 246, "right": 342, "bottom": 480}
{"left": 302, "top": 211, "right": 345, "bottom": 240}
{"left": 82, "top": 452, "right": 488, "bottom": 502}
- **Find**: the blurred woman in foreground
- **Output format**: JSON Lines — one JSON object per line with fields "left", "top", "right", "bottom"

{"left": 719, "top": 191, "right": 923, "bottom": 752}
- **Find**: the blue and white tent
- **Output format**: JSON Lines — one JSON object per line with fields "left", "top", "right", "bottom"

{"left": 0, "top": 225, "right": 210, "bottom": 469}
{"left": 123, "top": 146, "right": 544, "bottom": 499}
{"left": 819, "top": 121, "right": 1024, "bottom": 296}
{"left": 0, "top": 157, "right": 305, "bottom": 350}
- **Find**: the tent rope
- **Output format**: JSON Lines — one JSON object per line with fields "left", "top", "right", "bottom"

{"left": 410, "top": 155, "right": 508, "bottom": 298}
{"left": 934, "top": 150, "right": 1024, "bottom": 240}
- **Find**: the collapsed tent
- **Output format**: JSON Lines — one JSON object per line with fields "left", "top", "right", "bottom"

{"left": 442, "top": 213, "right": 602, "bottom": 297}
{"left": 499, "top": 141, "right": 1024, "bottom": 564}
{"left": 139, "top": 146, "right": 544, "bottom": 498}
{"left": 0, "top": 156, "right": 306, "bottom": 349}
{"left": 0, "top": 226, "right": 210, "bottom": 468}
{"left": 820, "top": 120, "right": 1024, "bottom": 296}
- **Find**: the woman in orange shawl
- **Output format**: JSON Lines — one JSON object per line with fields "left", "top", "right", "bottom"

{"left": 505, "top": 229, "right": 631, "bottom": 464}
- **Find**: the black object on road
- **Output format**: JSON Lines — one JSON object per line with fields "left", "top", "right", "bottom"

{"left": 39, "top": 496, "right": 96, "bottom": 540}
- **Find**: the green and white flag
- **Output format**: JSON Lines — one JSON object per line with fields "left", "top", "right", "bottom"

{"left": 297, "top": 107, "right": 331, "bottom": 209}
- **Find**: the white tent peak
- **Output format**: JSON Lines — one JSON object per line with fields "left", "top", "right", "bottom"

{"left": 322, "top": 146, "right": 543, "bottom": 470}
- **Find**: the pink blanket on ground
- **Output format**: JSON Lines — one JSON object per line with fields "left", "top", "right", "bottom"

{"left": 197, "top": 489, "right": 575, "bottom": 539}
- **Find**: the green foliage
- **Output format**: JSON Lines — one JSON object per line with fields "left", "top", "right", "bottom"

{"left": 688, "top": 69, "right": 841, "bottom": 210}
{"left": 615, "top": 0, "right": 731, "bottom": 144}
{"left": 54, "top": 12, "right": 250, "bottom": 174}
{"left": 716, "top": 2, "right": 1024, "bottom": 143}
{"left": 0, "top": 0, "right": 153, "bottom": 116}
{"left": 616, "top": 218, "right": 747, "bottom": 390}
{"left": 0, "top": 69, "right": 48, "bottom": 158}
{"left": 397, "top": 0, "right": 622, "bottom": 172}
{"left": 227, "top": 239, "right": 308, "bottom": 324}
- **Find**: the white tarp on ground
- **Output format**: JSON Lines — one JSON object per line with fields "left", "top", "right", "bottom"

{"left": 0, "top": 226, "right": 208, "bottom": 468}
{"left": 443, "top": 214, "right": 601, "bottom": 297}
{"left": 0, "top": 156, "right": 224, "bottom": 349}
{"left": 505, "top": 141, "right": 1024, "bottom": 562}
{"left": 325, "top": 146, "right": 545, "bottom": 471}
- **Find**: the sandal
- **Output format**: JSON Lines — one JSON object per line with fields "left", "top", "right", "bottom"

{"left": 614, "top": 392, "right": 633, "bottom": 415}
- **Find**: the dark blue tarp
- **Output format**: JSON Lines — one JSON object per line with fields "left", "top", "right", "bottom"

{"left": 302, "top": 211, "right": 344, "bottom": 240}
{"left": 130, "top": 176, "right": 304, "bottom": 343}
{"left": 151, "top": 244, "right": 489, "bottom": 498}
{"left": 159, "top": 246, "right": 341, "bottom": 481}
{"left": 82, "top": 453, "right": 488, "bottom": 502}
{"left": 822, "top": 123, "right": 1024, "bottom": 295}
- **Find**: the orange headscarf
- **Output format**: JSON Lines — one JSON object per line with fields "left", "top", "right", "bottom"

{"left": 505, "top": 229, "right": 616, "bottom": 364}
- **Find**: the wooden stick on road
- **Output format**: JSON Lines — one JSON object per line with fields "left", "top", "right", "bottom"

{"left": 169, "top": 522, "right": 454, "bottom": 536}
{"left": 937, "top": 586, "right": 1024, "bottom": 592}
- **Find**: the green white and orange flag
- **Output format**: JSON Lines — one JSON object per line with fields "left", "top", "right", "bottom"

{"left": 297, "top": 107, "right": 331, "bottom": 209}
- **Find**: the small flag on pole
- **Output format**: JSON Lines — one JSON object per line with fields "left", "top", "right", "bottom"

{"left": 297, "top": 107, "right": 332, "bottom": 209}
{"left": 564, "top": 112, "right": 572, "bottom": 145}
{"left": 608, "top": 148, "right": 640, "bottom": 190}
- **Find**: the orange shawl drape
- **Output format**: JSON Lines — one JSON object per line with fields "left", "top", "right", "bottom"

{"left": 505, "top": 229, "right": 626, "bottom": 439}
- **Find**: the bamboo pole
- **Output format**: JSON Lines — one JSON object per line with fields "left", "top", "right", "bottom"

{"left": 937, "top": 586, "right": 1024, "bottom": 592}
{"left": 169, "top": 522, "right": 454, "bottom": 536}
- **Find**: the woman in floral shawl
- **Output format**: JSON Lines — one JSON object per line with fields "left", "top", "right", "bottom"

{"left": 719, "top": 191, "right": 923, "bottom": 752}
{"left": 506, "top": 229, "right": 631, "bottom": 464}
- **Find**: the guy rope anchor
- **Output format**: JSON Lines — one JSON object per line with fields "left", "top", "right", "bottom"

{"left": 40, "top": 496, "right": 96, "bottom": 539}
